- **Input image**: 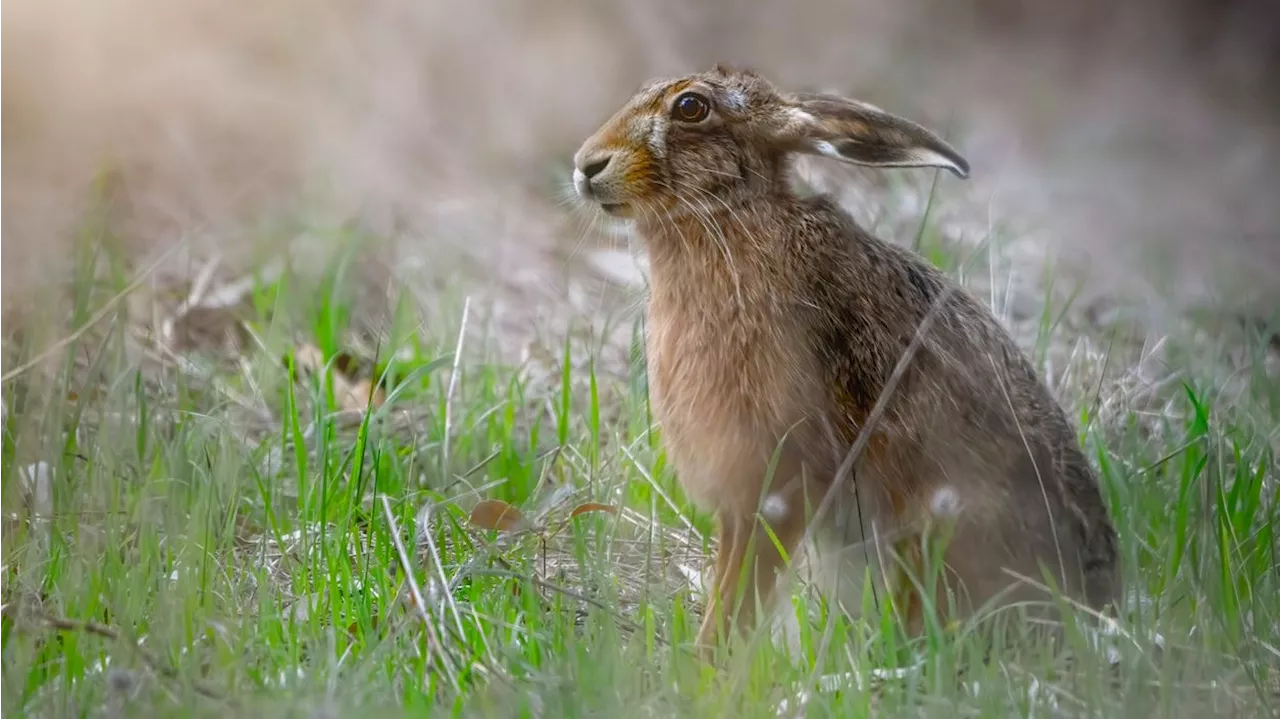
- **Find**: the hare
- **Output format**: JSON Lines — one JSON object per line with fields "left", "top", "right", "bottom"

{"left": 571, "top": 65, "right": 1120, "bottom": 654}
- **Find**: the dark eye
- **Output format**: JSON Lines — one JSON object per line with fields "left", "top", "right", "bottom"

{"left": 672, "top": 92, "right": 711, "bottom": 123}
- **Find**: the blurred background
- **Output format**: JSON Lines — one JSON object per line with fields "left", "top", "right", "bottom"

{"left": 4, "top": 0, "right": 1279, "bottom": 343}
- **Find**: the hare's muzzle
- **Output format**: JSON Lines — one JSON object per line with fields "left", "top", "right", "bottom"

{"left": 573, "top": 152, "right": 613, "bottom": 198}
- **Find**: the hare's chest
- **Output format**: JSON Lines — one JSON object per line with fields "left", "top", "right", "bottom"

{"left": 644, "top": 308, "right": 819, "bottom": 512}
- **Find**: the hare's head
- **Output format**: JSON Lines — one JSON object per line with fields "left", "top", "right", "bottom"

{"left": 572, "top": 65, "right": 969, "bottom": 221}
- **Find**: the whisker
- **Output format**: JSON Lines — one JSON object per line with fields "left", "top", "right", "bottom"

{"left": 667, "top": 179, "right": 746, "bottom": 310}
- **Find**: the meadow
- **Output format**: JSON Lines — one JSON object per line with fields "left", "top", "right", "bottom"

{"left": 3, "top": 179, "right": 1277, "bottom": 717}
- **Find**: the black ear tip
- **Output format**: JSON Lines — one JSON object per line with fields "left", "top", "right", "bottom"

{"left": 948, "top": 153, "right": 971, "bottom": 179}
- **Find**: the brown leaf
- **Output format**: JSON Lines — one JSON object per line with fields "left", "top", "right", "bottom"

{"left": 345, "top": 616, "right": 379, "bottom": 640}
{"left": 569, "top": 502, "right": 617, "bottom": 518}
{"left": 332, "top": 350, "right": 361, "bottom": 376}
{"left": 340, "top": 378, "right": 385, "bottom": 412}
{"left": 292, "top": 343, "right": 385, "bottom": 412}
{"left": 292, "top": 343, "right": 327, "bottom": 374}
{"left": 469, "top": 499, "right": 530, "bottom": 532}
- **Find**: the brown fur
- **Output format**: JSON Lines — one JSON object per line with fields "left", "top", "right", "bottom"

{"left": 572, "top": 65, "right": 1120, "bottom": 656}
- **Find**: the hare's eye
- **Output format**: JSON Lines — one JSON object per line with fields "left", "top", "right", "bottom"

{"left": 672, "top": 92, "right": 710, "bottom": 123}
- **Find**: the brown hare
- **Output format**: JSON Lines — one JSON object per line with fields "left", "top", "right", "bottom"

{"left": 571, "top": 65, "right": 1120, "bottom": 655}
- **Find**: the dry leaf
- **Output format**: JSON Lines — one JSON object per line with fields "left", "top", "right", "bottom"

{"left": 331, "top": 350, "right": 361, "bottom": 376}
{"left": 293, "top": 343, "right": 326, "bottom": 373}
{"left": 339, "top": 378, "right": 385, "bottom": 412}
{"left": 469, "top": 499, "right": 530, "bottom": 532}
{"left": 292, "top": 342, "right": 385, "bottom": 412}
{"left": 346, "top": 616, "right": 378, "bottom": 639}
{"left": 569, "top": 502, "right": 617, "bottom": 518}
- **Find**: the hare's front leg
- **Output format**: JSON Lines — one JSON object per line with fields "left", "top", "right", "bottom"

{"left": 695, "top": 500, "right": 806, "bottom": 657}
{"left": 695, "top": 516, "right": 744, "bottom": 654}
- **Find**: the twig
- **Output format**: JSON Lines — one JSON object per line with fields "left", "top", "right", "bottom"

{"left": 812, "top": 286, "right": 956, "bottom": 545}
{"left": 416, "top": 504, "right": 470, "bottom": 647}
{"left": 989, "top": 351, "right": 1068, "bottom": 594}
{"left": 791, "top": 286, "right": 956, "bottom": 688}
{"left": 441, "top": 297, "right": 472, "bottom": 483}
{"left": 3, "top": 606, "right": 227, "bottom": 703}
{"left": 379, "top": 494, "right": 461, "bottom": 694}
{"left": 161, "top": 254, "right": 222, "bottom": 345}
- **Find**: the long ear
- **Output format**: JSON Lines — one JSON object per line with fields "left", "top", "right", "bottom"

{"left": 775, "top": 92, "right": 970, "bottom": 178}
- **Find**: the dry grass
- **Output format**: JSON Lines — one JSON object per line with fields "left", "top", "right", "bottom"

{"left": 3, "top": 208, "right": 1276, "bottom": 717}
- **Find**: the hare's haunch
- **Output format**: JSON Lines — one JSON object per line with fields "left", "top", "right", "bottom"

{"left": 572, "top": 65, "right": 1119, "bottom": 655}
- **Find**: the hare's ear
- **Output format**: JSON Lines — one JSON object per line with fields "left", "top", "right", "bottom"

{"left": 773, "top": 93, "right": 969, "bottom": 178}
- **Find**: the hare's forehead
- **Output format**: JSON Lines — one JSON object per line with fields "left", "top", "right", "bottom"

{"left": 635, "top": 76, "right": 744, "bottom": 102}
{"left": 630, "top": 79, "right": 686, "bottom": 111}
{"left": 619, "top": 78, "right": 744, "bottom": 119}
{"left": 607, "top": 82, "right": 681, "bottom": 133}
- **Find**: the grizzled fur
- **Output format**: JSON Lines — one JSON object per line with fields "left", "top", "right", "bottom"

{"left": 572, "top": 65, "right": 1119, "bottom": 656}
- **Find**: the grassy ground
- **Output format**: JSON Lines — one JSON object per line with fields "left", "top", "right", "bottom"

{"left": 2, "top": 211, "right": 1278, "bottom": 718}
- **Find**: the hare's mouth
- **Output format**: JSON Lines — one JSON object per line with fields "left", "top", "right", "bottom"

{"left": 600, "top": 203, "right": 627, "bottom": 216}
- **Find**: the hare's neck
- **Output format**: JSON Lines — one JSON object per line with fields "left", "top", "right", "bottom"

{"left": 637, "top": 207, "right": 777, "bottom": 312}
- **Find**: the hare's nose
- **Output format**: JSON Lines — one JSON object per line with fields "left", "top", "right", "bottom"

{"left": 579, "top": 154, "right": 613, "bottom": 179}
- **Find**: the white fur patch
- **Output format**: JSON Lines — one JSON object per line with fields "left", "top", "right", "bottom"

{"left": 761, "top": 493, "right": 788, "bottom": 523}
{"left": 809, "top": 139, "right": 967, "bottom": 178}
{"left": 724, "top": 88, "right": 747, "bottom": 110}
{"left": 929, "top": 486, "right": 961, "bottom": 518}
{"left": 571, "top": 167, "right": 589, "bottom": 199}
{"left": 811, "top": 139, "right": 843, "bottom": 160}
{"left": 908, "top": 148, "right": 967, "bottom": 177}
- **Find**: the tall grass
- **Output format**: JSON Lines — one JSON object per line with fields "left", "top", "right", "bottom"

{"left": 2, "top": 224, "right": 1277, "bottom": 718}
